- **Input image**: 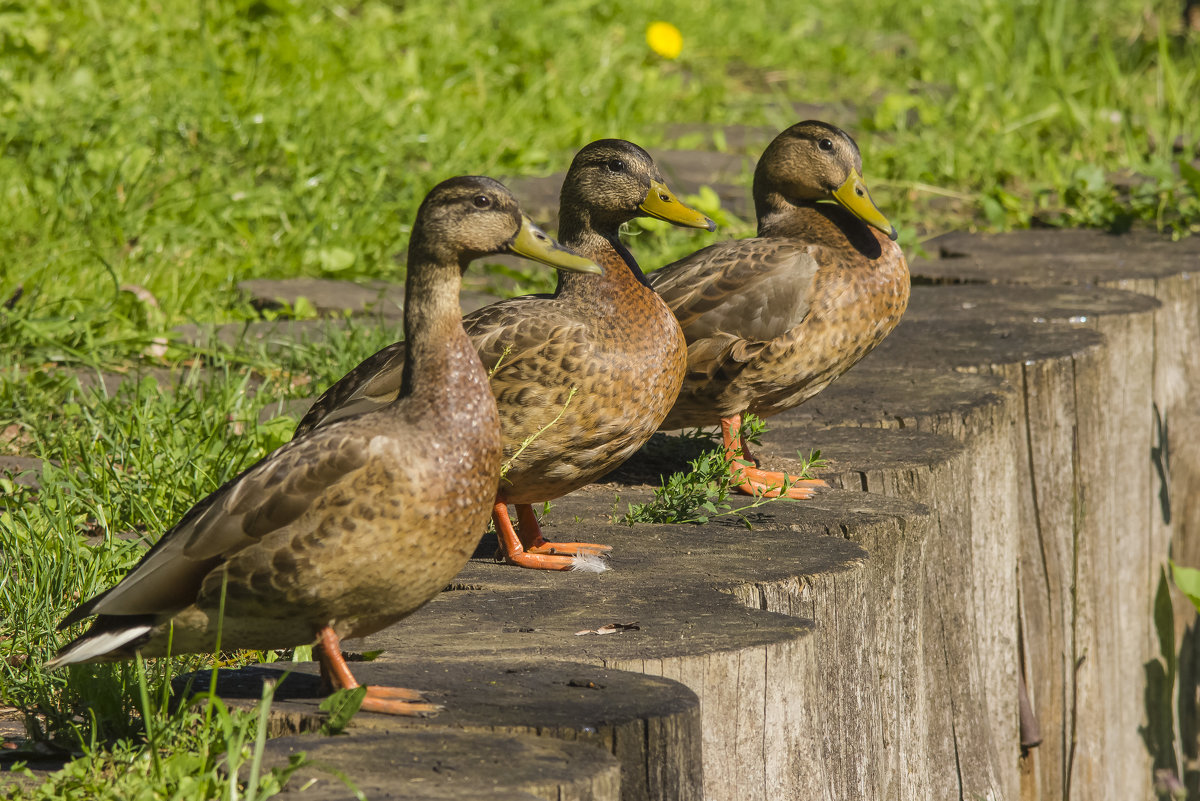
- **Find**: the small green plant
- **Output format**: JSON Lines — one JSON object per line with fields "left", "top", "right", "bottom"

{"left": 622, "top": 415, "right": 817, "bottom": 527}
{"left": 796, "top": 449, "right": 828, "bottom": 478}
{"left": 318, "top": 687, "right": 367, "bottom": 737}
{"left": 499, "top": 386, "right": 577, "bottom": 482}
{"left": 622, "top": 442, "right": 738, "bottom": 525}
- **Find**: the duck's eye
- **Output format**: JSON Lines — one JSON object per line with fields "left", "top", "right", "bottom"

{"left": 472, "top": 195, "right": 492, "bottom": 209}
{"left": 607, "top": 158, "right": 626, "bottom": 173}
{"left": 818, "top": 138, "right": 834, "bottom": 152}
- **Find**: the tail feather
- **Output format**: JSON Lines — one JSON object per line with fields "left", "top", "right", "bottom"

{"left": 44, "top": 619, "right": 154, "bottom": 671}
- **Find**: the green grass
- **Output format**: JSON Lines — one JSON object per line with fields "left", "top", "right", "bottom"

{"left": 0, "top": 368, "right": 324, "bottom": 796}
{"left": 1, "top": 0, "right": 1199, "bottom": 794}
{"left": 0, "top": 369, "right": 293, "bottom": 723}
{"left": 4, "top": 661, "right": 311, "bottom": 801}
{"left": 1, "top": 0, "right": 1198, "bottom": 368}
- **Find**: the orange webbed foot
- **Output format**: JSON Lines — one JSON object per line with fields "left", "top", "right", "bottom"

{"left": 731, "top": 465, "right": 829, "bottom": 499}
{"left": 493, "top": 501, "right": 610, "bottom": 572}
{"left": 721, "top": 414, "right": 828, "bottom": 501}
{"left": 521, "top": 502, "right": 612, "bottom": 556}
{"left": 524, "top": 540, "right": 612, "bottom": 559}
{"left": 316, "top": 627, "right": 441, "bottom": 717}
{"left": 358, "top": 688, "right": 443, "bottom": 717}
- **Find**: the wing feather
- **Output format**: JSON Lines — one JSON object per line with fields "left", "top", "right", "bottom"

{"left": 294, "top": 344, "right": 406, "bottom": 435}
{"left": 61, "top": 427, "right": 371, "bottom": 624}
{"left": 463, "top": 294, "right": 587, "bottom": 380}
{"left": 651, "top": 239, "right": 822, "bottom": 383}
{"left": 652, "top": 239, "right": 820, "bottom": 342}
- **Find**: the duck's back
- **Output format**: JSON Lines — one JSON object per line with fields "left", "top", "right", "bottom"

{"left": 297, "top": 258, "right": 685, "bottom": 506}
{"left": 483, "top": 246, "right": 686, "bottom": 503}
{"left": 655, "top": 204, "right": 908, "bottom": 429}
{"left": 77, "top": 333, "right": 502, "bottom": 660}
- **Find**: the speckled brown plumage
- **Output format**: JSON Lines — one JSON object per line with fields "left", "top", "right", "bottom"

{"left": 48, "top": 177, "right": 596, "bottom": 712}
{"left": 296, "top": 140, "right": 715, "bottom": 569}
{"left": 650, "top": 121, "right": 908, "bottom": 495}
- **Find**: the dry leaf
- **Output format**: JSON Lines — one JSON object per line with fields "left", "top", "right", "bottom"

{"left": 574, "top": 621, "right": 640, "bottom": 636}
{"left": 143, "top": 337, "right": 169, "bottom": 359}
{"left": 120, "top": 284, "right": 160, "bottom": 307}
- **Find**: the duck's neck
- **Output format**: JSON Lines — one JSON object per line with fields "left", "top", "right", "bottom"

{"left": 554, "top": 212, "right": 649, "bottom": 296}
{"left": 755, "top": 189, "right": 883, "bottom": 257}
{"left": 754, "top": 188, "right": 820, "bottom": 236}
{"left": 400, "top": 240, "right": 484, "bottom": 403}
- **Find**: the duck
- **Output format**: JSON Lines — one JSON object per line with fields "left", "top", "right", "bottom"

{"left": 649, "top": 121, "right": 908, "bottom": 498}
{"left": 295, "top": 140, "right": 716, "bottom": 570}
{"left": 45, "top": 176, "right": 601, "bottom": 715}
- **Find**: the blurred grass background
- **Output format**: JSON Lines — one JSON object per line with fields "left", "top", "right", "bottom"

{"left": 0, "top": 0, "right": 1197, "bottom": 368}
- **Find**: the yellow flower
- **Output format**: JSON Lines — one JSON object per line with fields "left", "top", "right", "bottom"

{"left": 646, "top": 21, "right": 683, "bottom": 60}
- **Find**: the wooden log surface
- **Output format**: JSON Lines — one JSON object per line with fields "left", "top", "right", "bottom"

{"left": 217, "top": 231, "right": 1195, "bottom": 801}
{"left": 8, "top": 230, "right": 1194, "bottom": 801}
{"left": 181, "top": 658, "right": 701, "bottom": 801}
{"left": 262, "top": 728, "right": 622, "bottom": 801}
{"left": 345, "top": 494, "right": 912, "bottom": 801}
{"left": 910, "top": 232, "right": 1199, "bottom": 801}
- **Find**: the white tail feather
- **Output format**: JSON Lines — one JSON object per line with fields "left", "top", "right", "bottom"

{"left": 43, "top": 624, "right": 152, "bottom": 671}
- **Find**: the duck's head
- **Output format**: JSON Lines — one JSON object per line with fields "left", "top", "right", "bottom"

{"left": 415, "top": 176, "right": 602, "bottom": 273}
{"left": 560, "top": 139, "right": 716, "bottom": 233}
{"left": 754, "top": 121, "right": 897, "bottom": 241}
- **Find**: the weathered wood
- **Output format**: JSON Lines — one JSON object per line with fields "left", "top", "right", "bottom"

{"left": 11, "top": 230, "right": 1186, "bottom": 801}
{"left": 228, "top": 253, "right": 1181, "bottom": 801}
{"left": 748, "top": 277, "right": 1165, "bottom": 800}
{"left": 1171, "top": 409, "right": 1200, "bottom": 795}
{"left": 181, "top": 658, "right": 703, "bottom": 801}
{"left": 902, "top": 243, "right": 1194, "bottom": 801}
{"left": 913, "top": 233, "right": 1200, "bottom": 618}
{"left": 263, "top": 729, "right": 621, "bottom": 801}
{"left": 913, "top": 229, "right": 1200, "bottom": 286}
{"left": 346, "top": 493, "right": 921, "bottom": 801}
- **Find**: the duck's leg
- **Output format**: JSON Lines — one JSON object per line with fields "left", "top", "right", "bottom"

{"left": 315, "top": 627, "right": 441, "bottom": 716}
{"left": 516, "top": 503, "right": 611, "bottom": 558}
{"left": 721, "top": 414, "right": 827, "bottom": 500}
{"left": 738, "top": 431, "right": 762, "bottom": 467}
{"left": 493, "top": 500, "right": 609, "bottom": 572}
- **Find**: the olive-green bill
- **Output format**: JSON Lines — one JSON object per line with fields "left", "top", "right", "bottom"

{"left": 832, "top": 171, "right": 898, "bottom": 241}
{"left": 640, "top": 179, "right": 717, "bottom": 232}
{"left": 509, "top": 215, "right": 603, "bottom": 274}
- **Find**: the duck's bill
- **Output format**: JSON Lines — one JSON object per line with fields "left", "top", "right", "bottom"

{"left": 640, "top": 180, "right": 717, "bottom": 231}
{"left": 509, "top": 215, "right": 603, "bottom": 274}
{"left": 833, "top": 171, "right": 898, "bottom": 241}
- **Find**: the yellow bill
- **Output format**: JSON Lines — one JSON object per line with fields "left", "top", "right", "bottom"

{"left": 509, "top": 215, "right": 603, "bottom": 274}
{"left": 832, "top": 171, "right": 898, "bottom": 241}
{"left": 639, "top": 180, "right": 717, "bottom": 231}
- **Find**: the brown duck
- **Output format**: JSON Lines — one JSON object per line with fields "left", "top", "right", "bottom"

{"left": 650, "top": 121, "right": 908, "bottom": 497}
{"left": 295, "top": 140, "right": 715, "bottom": 570}
{"left": 46, "top": 177, "right": 600, "bottom": 715}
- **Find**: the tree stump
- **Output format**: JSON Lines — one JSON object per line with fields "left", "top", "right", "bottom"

{"left": 181, "top": 659, "right": 702, "bottom": 801}
{"left": 907, "top": 232, "right": 1199, "bottom": 801}
{"left": 158, "top": 229, "right": 1198, "bottom": 801}
{"left": 346, "top": 495, "right": 916, "bottom": 801}
{"left": 263, "top": 729, "right": 621, "bottom": 801}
